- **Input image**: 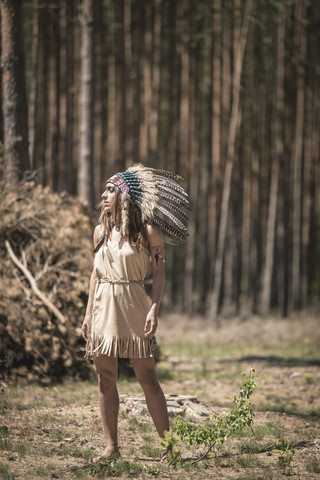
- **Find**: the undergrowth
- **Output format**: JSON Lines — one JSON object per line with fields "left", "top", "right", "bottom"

{"left": 161, "top": 368, "right": 257, "bottom": 465}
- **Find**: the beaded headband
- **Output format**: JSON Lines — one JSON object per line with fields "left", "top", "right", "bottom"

{"left": 107, "top": 164, "right": 189, "bottom": 244}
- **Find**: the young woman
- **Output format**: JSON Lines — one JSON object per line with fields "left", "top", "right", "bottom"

{"left": 82, "top": 164, "right": 189, "bottom": 462}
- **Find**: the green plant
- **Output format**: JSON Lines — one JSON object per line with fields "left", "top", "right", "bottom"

{"left": 89, "top": 459, "right": 143, "bottom": 477}
{"left": 145, "top": 465, "right": 161, "bottom": 476}
{"left": 303, "top": 373, "right": 314, "bottom": 384}
{"left": 174, "top": 368, "right": 257, "bottom": 463}
{"left": 273, "top": 438, "right": 296, "bottom": 474}
{"left": 160, "top": 431, "right": 182, "bottom": 466}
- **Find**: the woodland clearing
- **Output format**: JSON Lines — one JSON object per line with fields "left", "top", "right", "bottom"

{"left": 1, "top": 314, "right": 320, "bottom": 480}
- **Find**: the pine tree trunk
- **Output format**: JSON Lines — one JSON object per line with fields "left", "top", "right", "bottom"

{"left": 46, "top": 1, "right": 60, "bottom": 192}
{"left": 223, "top": 0, "right": 241, "bottom": 314}
{"left": 260, "top": 10, "right": 285, "bottom": 314}
{"left": 291, "top": 3, "right": 307, "bottom": 309}
{"left": 139, "top": 0, "right": 151, "bottom": 164}
{"left": 300, "top": 82, "right": 312, "bottom": 306}
{"left": 166, "top": 0, "right": 179, "bottom": 173}
{"left": 148, "top": 0, "right": 162, "bottom": 167}
{"left": 209, "top": 0, "right": 252, "bottom": 320}
{"left": 178, "top": 0, "right": 189, "bottom": 177}
{"left": 64, "top": 0, "right": 76, "bottom": 194}
{"left": 78, "top": 0, "right": 95, "bottom": 206}
{"left": 124, "top": 0, "right": 134, "bottom": 167}
{"left": 184, "top": 25, "right": 198, "bottom": 314}
{"left": 1, "top": 0, "right": 30, "bottom": 186}
{"left": 240, "top": 15, "right": 255, "bottom": 313}
{"left": 39, "top": 0, "right": 48, "bottom": 186}
{"left": 106, "top": 2, "right": 116, "bottom": 180}
{"left": 208, "top": 0, "right": 221, "bottom": 291}
{"left": 28, "top": 0, "right": 39, "bottom": 168}
{"left": 114, "top": 0, "right": 126, "bottom": 172}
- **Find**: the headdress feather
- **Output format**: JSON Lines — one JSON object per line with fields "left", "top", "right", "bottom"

{"left": 107, "top": 163, "right": 189, "bottom": 244}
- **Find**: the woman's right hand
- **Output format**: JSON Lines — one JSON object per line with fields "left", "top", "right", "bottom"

{"left": 82, "top": 315, "right": 90, "bottom": 341}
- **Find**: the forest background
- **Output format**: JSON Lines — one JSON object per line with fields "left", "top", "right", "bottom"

{"left": 1, "top": 0, "right": 320, "bottom": 382}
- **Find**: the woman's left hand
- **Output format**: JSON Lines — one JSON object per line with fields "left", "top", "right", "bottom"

{"left": 144, "top": 309, "right": 158, "bottom": 337}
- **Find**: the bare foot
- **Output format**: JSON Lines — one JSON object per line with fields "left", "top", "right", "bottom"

{"left": 91, "top": 447, "right": 120, "bottom": 464}
{"left": 160, "top": 449, "right": 170, "bottom": 462}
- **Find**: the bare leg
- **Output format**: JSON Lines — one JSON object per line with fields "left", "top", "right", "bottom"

{"left": 93, "top": 356, "right": 120, "bottom": 458}
{"left": 131, "top": 357, "right": 169, "bottom": 438}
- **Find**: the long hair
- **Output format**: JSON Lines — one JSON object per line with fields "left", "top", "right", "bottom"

{"left": 96, "top": 188, "right": 147, "bottom": 252}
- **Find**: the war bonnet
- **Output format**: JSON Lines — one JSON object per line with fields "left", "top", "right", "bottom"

{"left": 107, "top": 164, "right": 190, "bottom": 244}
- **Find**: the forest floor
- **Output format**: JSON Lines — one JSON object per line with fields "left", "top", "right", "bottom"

{"left": 1, "top": 313, "right": 320, "bottom": 480}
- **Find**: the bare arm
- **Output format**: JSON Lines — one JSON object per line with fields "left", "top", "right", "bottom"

{"left": 144, "top": 224, "right": 165, "bottom": 338}
{"left": 81, "top": 225, "right": 101, "bottom": 341}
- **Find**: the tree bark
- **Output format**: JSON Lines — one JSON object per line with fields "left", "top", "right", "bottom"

{"left": 166, "top": 0, "right": 179, "bottom": 173}
{"left": 148, "top": 0, "right": 162, "bottom": 167}
{"left": 28, "top": 0, "right": 39, "bottom": 168}
{"left": 260, "top": 10, "right": 285, "bottom": 314}
{"left": 46, "top": 1, "right": 60, "bottom": 192}
{"left": 208, "top": 0, "right": 221, "bottom": 291}
{"left": 209, "top": 0, "right": 252, "bottom": 320}
{"left": 114, "top": 0, "right": 126, "bottom": 172}
{"left": 1, "top": 0, "right": 30, "bottom": 186}
{"left": 223, "top": 0, "right": 241, "bottom": 314}
{"left": 138, "top": 0, "right": 150, "bottom": 164}
{"left": 124, "top": 0, "right": 134, "bottom": 167}
{"left": 64, "top": 0, "right": 76, "bottom": 194}
{"left": 178, "top": 0, "right": 189, "bottom": 178}
{"left": 291, "top": 3, "right": 307, "bottom": 309}
{"left": 78, "top": 0, "right": 95, "bottom": 206}
{"left": 183, "top": 29, "right": 198, "bottom": 314}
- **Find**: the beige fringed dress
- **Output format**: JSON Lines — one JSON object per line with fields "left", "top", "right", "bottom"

{"left": 86, "top": 240, "right": 156, "bottom": 358}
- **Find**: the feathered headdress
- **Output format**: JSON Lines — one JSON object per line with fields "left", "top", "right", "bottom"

{"left": 107, "top": 164, "right": 190, "bottom": 244}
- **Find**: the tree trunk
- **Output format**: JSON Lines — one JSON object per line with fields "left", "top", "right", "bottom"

{"left": 208, "top": 0, "right": 221, "bottom": 290}
{"left": 64, "top": 0, "right": 76, "bottom": 194}
{"left": 178, "top": 0, "right": 189, "bottom": 179}
{"left": 223, "top": 0, "right": 241, "bottom": 314}
{"left": 166, "top": 0, "right": 179, "bottom": 173}
{"left": 139, "top": 0, "right": 151, "bottom": 164}
{"left": 46, "top": 1, "right": 60, "bottom": 192}
{"left": 291, "top": 3, "right": 307, "bottom": 310}
{"left": 1, "top": 0, "right": 30, "bottom": 186}
{"left": 260, "top": 10, "right": 285, "bottom": 314}
{"left": 240, "top": 9, "right": 255, "bottom": 313}
{"left": 28, "top": 0, "right": 39, "bottom": 168}
{"left": 148, "top": 0, "right": 162, "bottom": 167}
{"left": 124, "top": 0, "right": 134, "bottom": 167}
{"left": 78, "top": 0, "right": 95, "bottom": 206}
{"left": 106, "top": 2, "right": 116, "bottom": 180}
{"left": 38, "top": 0, "right": 48, "bottom": 186}
{"left": 301, "top": 67, "right": 313, "bottom": 306}
{"left": 114, "top": 0, "right": 126, "bottom": 172}
{"left": 184, "top": 26, "right": 198, "bottom": 314}
{"left": 209, "top": 0, "right": 252, "bottom": 320}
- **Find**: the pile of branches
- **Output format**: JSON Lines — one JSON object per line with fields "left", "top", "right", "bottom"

{"left": 0, "top": 174, "right": 95, "bottom": 383}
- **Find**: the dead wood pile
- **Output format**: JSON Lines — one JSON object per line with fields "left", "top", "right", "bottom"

{"left": 0, "top": 174, "right": 95, "bottom": 383}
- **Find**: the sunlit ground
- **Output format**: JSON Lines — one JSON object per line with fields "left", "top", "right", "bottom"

{"left": 1, "top": 314, "right": 320, "bottom": 479}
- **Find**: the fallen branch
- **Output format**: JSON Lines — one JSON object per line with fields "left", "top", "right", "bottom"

{"left": 5, "top": 239, "right": 66, "bottom": 324}
{"left": 191, "top": 443, "right": 216, "bottom": 464}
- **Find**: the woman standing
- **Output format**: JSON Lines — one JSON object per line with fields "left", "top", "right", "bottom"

{"left": 82, "top": 164, "right": 189, "bottom": 462}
